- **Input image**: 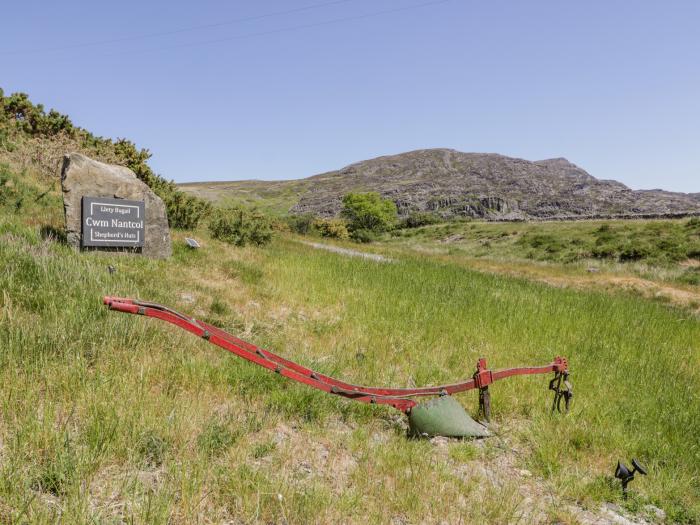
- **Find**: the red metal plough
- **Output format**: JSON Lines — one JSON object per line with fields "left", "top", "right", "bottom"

{"left": 104, "top": 296, "right": 572, "bottom": 437}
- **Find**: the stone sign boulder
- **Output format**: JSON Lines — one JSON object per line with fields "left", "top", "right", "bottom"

{"left": 61, "top": 153, "right": 172, "bottom": 258}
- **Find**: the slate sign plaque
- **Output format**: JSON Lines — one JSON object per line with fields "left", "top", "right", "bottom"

{"left": 81, "top": 196, "right": 145, "bottom": 247}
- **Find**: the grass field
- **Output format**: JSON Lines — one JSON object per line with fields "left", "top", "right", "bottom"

{"left": 3, "top": 89, "right": 700, "bottom": 523}
{"left": 390, "top": 218, "right": 700, "bottom": 272}
{"left": 2, "top": 159, "right": 700, "bottom": 523}
{"left": 2, "top": 179, "right": 700, "bottom": 523}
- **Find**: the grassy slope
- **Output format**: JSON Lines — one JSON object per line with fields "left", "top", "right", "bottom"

{"left": 2, "top": 166, "right": 700, "bottom": 523}
{"left": 388, "top": 219, "right": 700, "bottom": 288}
{"left": 0, "top": 182, "right": 700, "bottom": 523}
{"left": 178, "top": 180, "right": 310, "bottom": 216}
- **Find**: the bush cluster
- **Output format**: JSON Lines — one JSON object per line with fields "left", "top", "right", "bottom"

{"left": 286, "top": 193, "right": 400, "bottom": 243}
{"left": 514, "top": 220, "right": 700, "bottom": 265}
{"left": 312, "top": 218, "right": 349, "bottom": 240}
{"left": 591, "top": 223, "right": 691, "bottom": 263}
{"left": 0, "top": 88, "right": 211, "bottom": 229}
{"left": 284, "top": 214, "right": 350, "bottom": 239}
{"left": 163, "top": 190, "right": 212, "bottom": 230}
{"left": 341, "top": 192, "right": 397, "bottom": 234}
{"left": 208, "top": 207, "right": 273, "bottom": 247}
{"left": 398, "top": 211, "right": 442, "bottom": 229}
{"left": 677, "top": 267, "right": 700, "bottom": 286}
{"left": 285, "top": 213, "right": 315, "bottom": 235}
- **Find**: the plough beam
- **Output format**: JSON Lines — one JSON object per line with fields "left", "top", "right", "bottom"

{"left": 103, "top": 297, "right": 571, "bottom": 428}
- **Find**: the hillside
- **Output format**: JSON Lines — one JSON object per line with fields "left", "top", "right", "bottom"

{"left": 2, "top": 91, "right": 700, "bottom": 523}
{"left": 180, "top": 149, "right": 700, "bottom": 220}
{"left": 178, "top": 179, "right": 311, "bottom": 216}
{"left": 3, "top": 170, "right": 700, "bottom": 521}
{"left": 0, "top": 90, "right": 210, "bottom": 231}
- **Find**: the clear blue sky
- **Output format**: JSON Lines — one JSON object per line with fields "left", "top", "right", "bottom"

{"left": 2, "top": 1, "right": 698, "bottom": 192}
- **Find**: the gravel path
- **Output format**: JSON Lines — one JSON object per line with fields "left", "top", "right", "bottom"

{"left": 299, "top": 241, "right": 393, "bottom": 263}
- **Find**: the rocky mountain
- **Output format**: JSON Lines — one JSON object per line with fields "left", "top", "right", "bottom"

{"left": 180, "top": 149, "right": 700, "bottom": 220}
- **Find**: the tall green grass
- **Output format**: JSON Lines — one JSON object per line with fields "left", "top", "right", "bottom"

{"left": 390, "top": 218, "right": 700, "bottom": 267}
{"left": 1, "top": 211, "right": 699, "bottom": 522}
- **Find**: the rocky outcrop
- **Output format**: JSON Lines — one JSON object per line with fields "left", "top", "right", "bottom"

{"left": 179, "top": 149, "right": 700, "bottom": 221}
{"left": 61, "top": 153, "right": 172, "bottom": 258}
{"left": 288, "top": 149, "right": 700, "bottom": 220}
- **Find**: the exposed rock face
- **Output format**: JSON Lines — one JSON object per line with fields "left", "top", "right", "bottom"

{"left": 178, "top": 149, "right": 700, "bottom": 221}
{"left": 289, "top": 149, "right": 700, "bottom": 219}
{"left": 61, "top": 153, "right": 172, "bottom": 258}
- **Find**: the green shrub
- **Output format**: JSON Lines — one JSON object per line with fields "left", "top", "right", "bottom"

{"left": 350, "top": 228, "right": 377, "bottom": 243}
{"left": 161, "top": 190, "right": 211, "bottom": 230}
{"left": 0, "top": 89, "right": 211, "bottom": 229}
{"left": 653, "top": 237, "right": 688, "bottom": 262}
{"left": 619, "top": 242, "right": 654, "bottom": 262}
{"left": 593, "top": 223, "right": 615, "bottom": 244}
{"left": 2, "top": 92, "right": 74, "bottom": 136}
{"left": 0, "top": 172, "right": 12, "bottom": 206}
{"left": 517, "top": 233, "right": 567, "bottom": 258}
{"left": 527, "top": 234, "right": 564, "bottom": 253}
{"left": 0, "top": 128, "right": 14, "bottom": 151}
{"left": 210, "top": 297, "right": 229, "bottom": 315}
{"left": 208, "top": 207, "right": 273, "bottom": 247}
{"left": 687, "top": 217, "right": 700, "bottom": 231}
{"left": 31, "top": 437, "right": 78, "bottom": 496}
{"left": 399, "top": 212, "right": 442, "bottom": 229}
{"left": 287, "top": 213, "right": 316, "bottom": 235}
{"left": 313, "top": 217, "right": 349, "bottom": 240}
{"left": 677, "top": 267, "right": 700, "bottom": 286}
{"left": 341, "top": 192, "right": 397, "bottom": 235}
{"left": 197, "top": 421, "right": 239, "bottom": 456}
{"left": 591, "top": 244, "right": 617, "bottom": 259}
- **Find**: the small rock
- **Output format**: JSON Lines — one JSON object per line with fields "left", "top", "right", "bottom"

{"left": 600, "top": 503, "right": 643, "bottom": 525}
{"left": 644, "top": 505, "right": 666, "bottom": 521}
{"left": 179, "top": 293, "right": 195, "bottom": 304}
{"left": 370, "top": 432, "right": 387, "bottom": 444}
{"left": 315, "top": 443, "right": 329, "bottom": 463}
{"left": 605, "top": 503, "right": 623, "bottom": 514}
{"left": 272, "top": 423, "right": 293, "bottom": 445}
{"left": 136, "top": 469, "right": 163, "bottom": 491}
{"left": 587, "top": 266, "right": 600, "bottom": 273}
{"left": 519, "top": 469, "right": 532, "bottom": 477}
{"left": 430, "top": 436, "right": 450, "bottom": 447}
{"left": 297, "top": 461, "right": 313, "bottom": 476}
{"left": 440, "top": 234, "right": 464, "bottom": 244}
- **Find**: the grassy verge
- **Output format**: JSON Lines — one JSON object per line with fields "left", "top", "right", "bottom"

{"left": 388, "top": 218, "right": 700, "bottom": 289}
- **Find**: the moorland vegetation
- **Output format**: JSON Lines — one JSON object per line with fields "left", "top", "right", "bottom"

{"left": 1, "top": 90, "right": 699, "bottom": 523}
